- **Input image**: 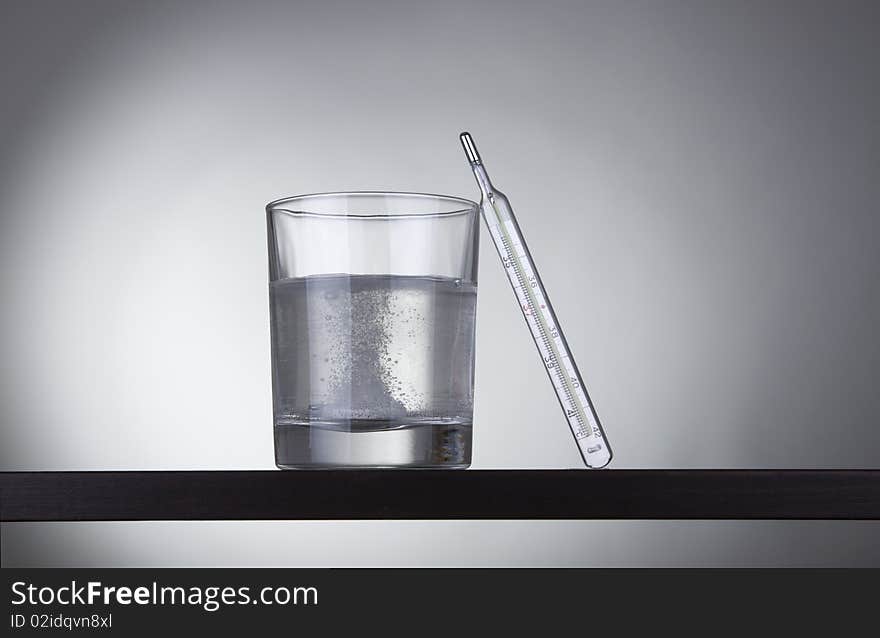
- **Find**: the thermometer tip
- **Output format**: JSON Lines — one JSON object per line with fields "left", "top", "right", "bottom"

{"left": 459, "top": 131, "right": 482, "bottom": 165}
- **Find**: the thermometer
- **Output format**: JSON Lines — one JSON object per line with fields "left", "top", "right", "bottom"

{"left": 460, "top": 132, "right": 612, "bottom": 468}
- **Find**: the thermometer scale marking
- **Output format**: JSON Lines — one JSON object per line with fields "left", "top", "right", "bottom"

{"left": 487, "top": 205, "right": 600, "bottom": 444}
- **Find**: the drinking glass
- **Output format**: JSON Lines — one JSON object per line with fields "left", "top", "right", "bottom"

{"left": 266, "top": 192, "right": 480, "bottom": 468}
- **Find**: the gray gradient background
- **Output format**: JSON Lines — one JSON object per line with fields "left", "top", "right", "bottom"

{"left": 2, "top": 0, "right": 878, "bottom": 565}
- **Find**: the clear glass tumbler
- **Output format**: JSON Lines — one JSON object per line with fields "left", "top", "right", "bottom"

{"left": 266, "top": 192, "right": 480, "bottom": 468}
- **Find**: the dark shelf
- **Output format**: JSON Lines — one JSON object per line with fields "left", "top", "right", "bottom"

{"left": 2, "top": 470, "right": 879, "bottom": 521}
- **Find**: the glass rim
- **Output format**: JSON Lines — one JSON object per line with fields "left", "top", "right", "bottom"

{"left": 266, "top": 191, "right": 479, "bottom": 219}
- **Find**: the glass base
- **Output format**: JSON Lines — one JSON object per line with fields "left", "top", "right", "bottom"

{"left": 274, "top": 420, "right": 472, "bottom": 469}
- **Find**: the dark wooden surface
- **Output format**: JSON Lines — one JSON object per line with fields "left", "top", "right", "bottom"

{"left": 2, "top": 470, "right": 879, "bottom": 521}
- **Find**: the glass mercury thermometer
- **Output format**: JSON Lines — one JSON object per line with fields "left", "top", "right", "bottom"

{"left": 460, "top": 132, "right": 612, "bottom": 468}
